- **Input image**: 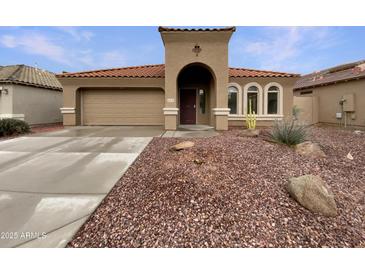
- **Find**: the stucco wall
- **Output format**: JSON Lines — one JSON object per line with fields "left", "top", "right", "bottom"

{"left": 293, "top": 95, "right": 319, "bottom": 125}
{"left": 161, "top": 30, "right": 233, "bottom": 130}
{"left": 0, "top": 84, "right": 14, "bottom": 117}
{"left": 59, "top": 75, "right": 297, "bottom": 128}
{"left": 294, "top": 79, "right": 365, "bottom": 127}
{"left": 59, "top": 77, "right": 165, "bottom": 126}
{"left": 12, "top": 85, "right": 62, "bottom": 125}
{"left": 227, "top": 77, "right": 297, "bottom": 124}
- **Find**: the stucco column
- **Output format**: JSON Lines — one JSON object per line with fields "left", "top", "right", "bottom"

{"left": 60, "top": 86, "right": 79, "bottom": 126}
{"left": 163, "top": 67, "right": 179, "bottom": 130}
{"left": 213, "top": 74, "right": 229, "bottom": 130}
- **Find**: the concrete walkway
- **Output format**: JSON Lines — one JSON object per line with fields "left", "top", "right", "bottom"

{"left": 0, "top": 126, "right": 164, "bottom": 248}
{"left": 162, "top": 125, "right": 219, "bottom": 138}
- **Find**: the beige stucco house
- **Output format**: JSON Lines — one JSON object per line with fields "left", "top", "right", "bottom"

{"left": 58, "top": 27, "right": 299, "bottom": 130}
{"left": 294, "top": 59, "right": 365, "bottom": 127}
{"left": 0, "top": 65, "right": 63, "bottom": 125}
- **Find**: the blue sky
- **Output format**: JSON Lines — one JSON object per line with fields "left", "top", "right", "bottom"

{"left": 1, "top": 26, "right": 364, "bottom": 74}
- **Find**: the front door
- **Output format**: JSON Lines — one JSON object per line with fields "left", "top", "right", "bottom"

{"left": 180, "top": 89, "right": 196, "bottom": 124}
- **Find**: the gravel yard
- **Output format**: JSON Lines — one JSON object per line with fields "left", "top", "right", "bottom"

{"left": 68, "top": 126, "right": 365, "bottom": 247}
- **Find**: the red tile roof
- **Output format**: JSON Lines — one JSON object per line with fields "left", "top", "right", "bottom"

{"left": 58, "top": 64, "right": 165, "bottom": 78}
{"left": 229, "top": 67, "right": 298, "bottom": 78}
{"left": 57, "top": 64, "right": 298, "bottom": 79}
{"left": 294, "top": 59, "right": 365, "bottom": 90}
{"left": 158, "top": 26, "right": 236, "bottom": 32}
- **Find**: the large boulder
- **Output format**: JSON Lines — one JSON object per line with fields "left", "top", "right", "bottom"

{"left": 170, "top": 141, "right": 195, "bottom": 151}
{"left": 295, "top": 141, "right": 326, "bottom": 158}
{"left": 286, "top": 175, "right": 338, "bottom": 217}
{"left": 239, "top": 129, "right": 260, "bottom": 137}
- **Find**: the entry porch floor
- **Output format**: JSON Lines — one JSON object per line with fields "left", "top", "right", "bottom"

{"left": 161, "top": 124, "right": 218, "bottom": 138}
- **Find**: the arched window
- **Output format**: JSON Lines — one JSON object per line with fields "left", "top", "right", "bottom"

{"left": 247, "top": 85, "right": 258, "bottom": 114}
{"left": 244, "top": 83, "right": 262, "bottom": 115}
{"left": 264, "top": 83, "right": 283, "bottom": 115}
{"left": 228, "top": 86, "right": 238, "bottom": 114}
{"left": 267, "top": 86, "right": 279, "bottom": 114}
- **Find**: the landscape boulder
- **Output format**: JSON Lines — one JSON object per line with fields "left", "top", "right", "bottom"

{"left": 170, "top": 141, "right": 195, "bottom": 151}
{"left": 346, "top": 152, "right": 354, "bottom": 160}
{"left": 295, "top": 141, "right": 326, "bottom": 158}
{"left": 239, "top": 129, "right": 260, "bottom": 137}
{"left": 286, "top": 175, "right": 338, "bottom": 217}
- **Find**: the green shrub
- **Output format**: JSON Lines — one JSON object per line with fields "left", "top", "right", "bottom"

{"left": 0, "top": 118, "right": 30, "bottom": 137}
{"left": 269, "top": 119, "right": 307, "bottom": 146}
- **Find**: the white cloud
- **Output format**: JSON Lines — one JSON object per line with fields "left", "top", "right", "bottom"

{"left": 1, "top": 35, "right": 17, "bottom": 47}
{"left": 56, "top": 27, "right": 94, "bottom": 41}
{"left": 0, "top": 33, "right": 71, "bottom": 65}
{"left": 71, "top": 49, "right": 127, "bottom": 69}
{"left": 100, "top": 50, "right": 127, "bottom": 68}
{"left": 0, "top": 31, "right": 126, "bottom": 70}
{"left": 0, "top": 28, "right": 150, "bottom": 71}
{"left": 234, "top": 27, "right": 339, "bottom": 72}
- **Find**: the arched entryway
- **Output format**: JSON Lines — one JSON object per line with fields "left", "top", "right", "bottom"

{"left": 177, "top": 63, "right": 215, "bottom": 126}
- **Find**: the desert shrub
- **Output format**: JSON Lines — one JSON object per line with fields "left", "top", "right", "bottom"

{"left": 269, "top": 119, "right": 307, "bottom": 146}
{"left": 0, "top": 118, "right": 30, "bottom": 137}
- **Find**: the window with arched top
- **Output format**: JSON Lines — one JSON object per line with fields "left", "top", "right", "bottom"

{"left": 247, "top": 85, "right": 259, "bottom": 114}
{"left": 264, "top": 83, "right": 283, "bottom": 115}
{"left": 243, "top": 83, "right": 263, "bottom": 115}
{"left": 228, "top": 86, "right": 238, "bottom": 114}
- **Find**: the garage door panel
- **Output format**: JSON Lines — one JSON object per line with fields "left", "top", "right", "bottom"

{"left": 82, "top": 89, "right": 164, "bottom": 125}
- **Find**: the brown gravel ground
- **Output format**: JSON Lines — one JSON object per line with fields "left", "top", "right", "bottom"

{"left": 68, "top": 126, "right": 365, "bottom": 248}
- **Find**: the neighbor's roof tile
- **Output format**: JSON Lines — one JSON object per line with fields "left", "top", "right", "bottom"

{"left": 0, "top": 65, "right": 62, "bottom": 91}
{"left": 294, "top": 59, "right": 365, "bottom": 90}
{"left": 57, "top": 64, "right": 298, "bottom": 78}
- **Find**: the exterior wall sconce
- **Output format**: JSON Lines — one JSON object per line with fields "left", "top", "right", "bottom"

{"left": 192, "top": 44, "right": 201, "bottom": 56}
{"left": 0, "top": 87, "right": 8, "bottom": 95}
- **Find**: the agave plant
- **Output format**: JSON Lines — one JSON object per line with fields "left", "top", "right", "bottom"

{"left": 269, "top": 119, "right": 308, "bottom": 146}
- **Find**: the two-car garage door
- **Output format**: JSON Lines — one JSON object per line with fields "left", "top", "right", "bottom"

{"left": 82, "top": 89, "right": 164, "bottom": 125}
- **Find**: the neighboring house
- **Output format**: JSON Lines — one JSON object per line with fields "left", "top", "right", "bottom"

{"left": 57, "top": 27, "right": 299, "bottom": 130}
{"left": 294, "top": 60, "right": 365, "bottom": 127}
{"left": 0, "top": 65, "right": 63, "bottom": 125}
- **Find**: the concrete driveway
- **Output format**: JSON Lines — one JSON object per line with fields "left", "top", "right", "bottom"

{"left": 0, "top": 126, "right": 164, "bottom": 248}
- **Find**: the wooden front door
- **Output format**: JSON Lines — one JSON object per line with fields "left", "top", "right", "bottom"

{"left": 180, "top": 89, "right": 196, "bottom": 124}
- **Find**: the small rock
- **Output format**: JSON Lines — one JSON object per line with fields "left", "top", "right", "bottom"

{"left": 354, "top": 130, "right": 363, "bottom": 135}
{"left": 193, "top": 159, "right": 204, "bottom": 165}
{"left": 346, "top": 152, "right": 354, "bottom": 160}
{"left": 295, "top": 141, "right": 326, "bottom": 158}
{"left": 286, "top": 175, "right": 338, "bottom": 217}
{"left": 170, "top": 141, "right": 195, "bottom": 151}
{"left": 239, "top": 129, "right": 260, "bottom": 137}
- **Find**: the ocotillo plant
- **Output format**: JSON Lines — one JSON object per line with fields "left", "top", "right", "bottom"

{"left": 246, "top": 99, "right": 256, "bottom": 129}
